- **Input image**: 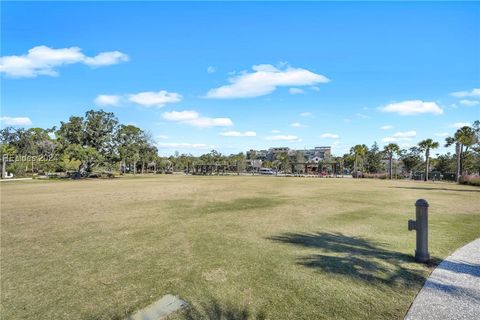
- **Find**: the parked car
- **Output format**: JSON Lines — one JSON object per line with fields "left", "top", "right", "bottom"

{"left": 259, "top": 168, "right": 275, "bottom": 175}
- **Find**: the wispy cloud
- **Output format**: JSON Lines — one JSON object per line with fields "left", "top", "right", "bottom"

{"left": 290, "top": 122, "right": 305, "bottom": 128}
{"left": 451, "top": 122, "right": 471, "bottom": 128}
{"left": 0, "top": 116, "right": 32, "bottom": 126}
{"left": 299, "top": 112, "right": 313, "bottom": 117}
{"left": 382, "top": 130, "right": 417, "bottom": 142}
{"left": 128, "top": 90, "right": 182, "bottom": 107}
{"left": 379, "top": 100, "right": 443, "bottom": 115}
{"left": 450, "top": 88, "right": 480, "bottom": 98}
{"left": 355, "top": 113, "right": 369, "bottom": 119}
{"left": 459, "top": 99, "right": 479, "bottom": 107}
{"left": 162, "top": 110, "right": 233, "bottom": 128}
{"left": 265, "top": 135, "right": 302, "bottom": 142}
{"left": 289, "top": 88, "right": 304, "bottom": 95}
{"left": 0, "top": 45, "right": 128, "bottom": 78}
{"left": 207, "top": 66, "right": 216, "bottom": 73}
{"left": 94, "top": 94, "right": 122, "bottom": 106}
{"left": 205, "top": 64, "right": 329, "bottom": 99}
{"left": 271, "top": 129, "right": 281, "bottom": 133}
{"left": 220, "top": 131, "right": 256, "bottom": 137}
{"left": 380, "top": 125, "right": 393, "bottom": 130}
{"left": 320, "top": 133, "right": 339, "bottom": 139}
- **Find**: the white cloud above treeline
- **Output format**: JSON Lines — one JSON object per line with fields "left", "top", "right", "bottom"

{"left": 320, "top": 133, "right": 339, "bottom": 139}
{"left": 220, "top": 131, "right": 256, "bottom": 137}
{"left": 380, "top": 125, "right": 393, "bottom": 130}
{"left": 0, "top": 45, "right": 129, "bottom": 78}
{"left": 289, "top": 88, "right": 304, "bottom": 95}
{"left": 379, "top": 100, "right": 443, "bottom": 115}
{"left": 265, "top": 135, "right": 302, "bottom": 142}
{"left": 450, "top": 88, "right": 480, "bottom": 98}
{"left": 382, "top": 130, "right": 417, "bottom": 142}
{"left": 128, "top": 90, "right": 182, "bottom": 107}
{"left": 299, "top": 112, "right": 313, "bottom": 117}
{"left": 94, "top": 94, "right": 122, "bottom": 106}
{"left": 452, "top": 122, "right": 471, "bottom": 128}
{"left": 205, "top": 64, "right": 329, "bottom": 99}
{"left": 94, "top": 90, "right": 182, "bottom": 107}
{"left": 162, "top": 110, "right": 233, "bottom": 128}
{"left": 0, "top": 116, "right": 32, "bottom": 126}
{"left": 459, "top": 99, "right": 479, "bottom": 107}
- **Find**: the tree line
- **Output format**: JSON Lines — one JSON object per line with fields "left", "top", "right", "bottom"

{"left": 0, "top": 110, "right": 479, "bottom": 183}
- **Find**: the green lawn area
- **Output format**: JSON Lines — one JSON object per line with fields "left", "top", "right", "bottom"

{"left": 1, "top": 176, "right": 479, "bottom": 319}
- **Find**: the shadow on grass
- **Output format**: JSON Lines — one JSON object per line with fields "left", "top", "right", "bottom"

{"left": 268, "top": 232, "right": 436, "bottom": 287}
{"left": 390, "top": 186, "right": 480, "bottom": 193}
{"left": 182, "top": 299, "right": 266, "bottom": 320}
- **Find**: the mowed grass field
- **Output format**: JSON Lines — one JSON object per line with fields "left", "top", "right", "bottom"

{"left": 1, "top": 176, "right": 479, "bottom": 320}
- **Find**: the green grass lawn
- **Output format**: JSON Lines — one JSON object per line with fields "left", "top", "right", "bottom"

{"left": 1, "top": 176, "right": 479, "bottom": 319}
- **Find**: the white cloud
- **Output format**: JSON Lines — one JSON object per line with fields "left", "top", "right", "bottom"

{"left": 452, "top": 122, "right": 471, "bottom": 128}
{"left": 157, "top": 142, "right": 214, "bottom": 149}
{"left": 380, "top": 100, "right": 443, "bottom": 115}
{"left": 459, "top": 99, "right": 479, "bottom": 107}
{"left": 382, "top": 130, "right": 417, "bottom": 142}
{"left": 355, "top": 113, "right": 369, "bottom": 119}
{"left": 289, "top": 88, "right": 304, "bottom": 94}
{"left": 207, "top": 66, "right": 216, "bottom": 73}
{"left": 83, "top": 51, "right": 129, "bottom": 67}
{"left": 451, "top": 88, "right": 480, "bottom": 98}
{"left": 157, "top": 135, "right": 169, "bottom": 140}
{"left": 310, "top": 86, "right": 320, "bottom": 91}
{"left": 162, "top": 110, "right": 199, "bottom": 121}
{"left": 162, "top": 110, "right": 233, "bottom": 128}
{"left": 299, "top": 112, "right": 313, "bottom": 117}
{"left": 320, "top": 133, "right": 340, "bottom": 139}
{"left": 265, "top": 135, "right": 302, "bottom": 142}
{"left": 0, "top": 45, "right": 128, "bottom": 78}
{"left": 220, "top": 131, "right": 256, "bottom": 137}
{"left": 435, "top": 132, "right": 449, "bottom": 137}
{"left": 380, "top": 125, "right": 393, "bottom": 130}
{"left": 393, "top": 130, "right": 417, "bottom": 138}
{"left": 0, "top": 116, "right": 32, "bottom": 126}
{"left": 290, "top": 122, "right": 305, "bottom": 128}
{"left": 94, "top": 94, "right": 122, "bottom": 106}
{"left": 128, "top": 90, "right": 182, "bottom": 107}
{"left": 205, "top": 64, "right": 329, "bottom": 99}
{"left": 271, "top": 129, "right": 281, "bottom": 133}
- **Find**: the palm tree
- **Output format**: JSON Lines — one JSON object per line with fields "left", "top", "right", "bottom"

{"left": 249, "top": 150, "right": 257, "bottom": 175}
{"left": 350, "top": 144, "right": 368, "bottom": 178}
{"left": 276, "top": 152, "right": 290, "bottom": 175}
{"left": 383, "top": 143, "right": 400, "bottom": 179}
{"left": 418, "top": 139, "right": 439, "bottom": 181}
{"left": 445, "top": 126, "right": 477, "bottom": 182}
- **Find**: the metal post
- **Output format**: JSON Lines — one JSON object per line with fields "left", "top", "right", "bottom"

{"left": 408, "top": 199, "right": 430, "bottom": 263}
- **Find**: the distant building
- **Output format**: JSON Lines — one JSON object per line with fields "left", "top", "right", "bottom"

{"left": 305, "top": 147, "right": 331, "bottom": 162}
{"left": 247, "top": 146, "right": 331, "bottom": 162}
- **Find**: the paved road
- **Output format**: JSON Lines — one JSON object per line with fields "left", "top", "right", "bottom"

{"left": 405, "top": 238, "right": 480, "bottom": 320}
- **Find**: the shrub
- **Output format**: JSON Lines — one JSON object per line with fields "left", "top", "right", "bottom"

{"left": 459, "top": 175, "right": 480, "bottom": 187}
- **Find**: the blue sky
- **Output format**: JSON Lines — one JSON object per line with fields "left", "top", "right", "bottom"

{"left": 1, "top": 1, "right": 479, "bottom": 156}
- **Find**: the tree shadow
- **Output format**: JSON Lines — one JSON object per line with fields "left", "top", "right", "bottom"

{"left": 268, "top": 232, "right": 431, "bottom": 287}
{"left": 425, "top": 280, "right": 480, "bottom": 304}
{"left": 181, "top": 299, "right": 265, "bottom": 320}
{"left": 436, "top": 260, "right": 480, "bottom": 277}
{"left": 390, "top": 186, "right": 480, "bottom": 193}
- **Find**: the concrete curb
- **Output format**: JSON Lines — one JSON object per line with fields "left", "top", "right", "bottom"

{"left": 405, "top": 238, "right": 480, "bottom": 320}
